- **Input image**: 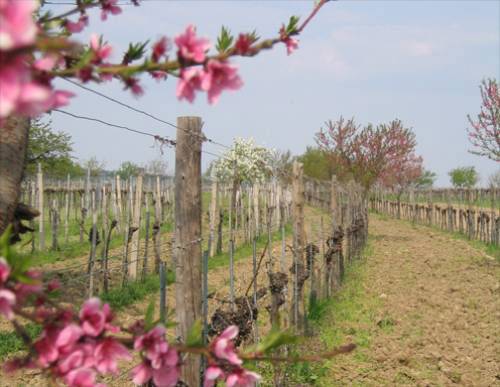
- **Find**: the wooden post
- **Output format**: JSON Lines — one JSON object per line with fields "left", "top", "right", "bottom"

{"left": 174, "top": 116, "right": 203, "bottom": 387}
{"left": 253, "top": 183, "right": 260, "bottom": 238}
{"left": 209, "top": 179, "right": 219, "bottom": 258}
{"left": 64, "top": 174, "right": 70, "bottom": 244}
{"left": 122, "top": 184, "right": 132, "bottom": 286}
{"left": 115, "top": 175, "right": 123, "bottom": 232}
{"left": 153, "top": 178, "right": 162, "bottom": 274}
{"left": 50, "top": 198, "right": 59, "bottom": 251}
{"left": 159, "top": 261, "right": 167, "bottom": 323}
{"left": 129, "top": 173, "right": 143, "bottom": 279}
{"left": 142, "top": 194, "right": 151, "bottom": 281}
{"left": 37, "top": 163, "right": 45, "bottom": 250}
{"left": 291, "top": 161, "right": 305, "bottom": 331}
{"left": 88, "top": 192, "right": 97, "bottom": 297}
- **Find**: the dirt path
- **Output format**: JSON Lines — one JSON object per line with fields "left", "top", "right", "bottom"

{"left": 313, "top": 215, "right": 499, "bottom": 386}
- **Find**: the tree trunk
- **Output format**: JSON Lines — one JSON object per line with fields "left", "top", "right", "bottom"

{"left": 0, "top": 117, "right": 30, "bottom": 236}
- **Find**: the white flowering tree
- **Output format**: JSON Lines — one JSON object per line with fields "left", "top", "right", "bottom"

{"left": 212, "top": 137, "right": 273, "bottom": 184}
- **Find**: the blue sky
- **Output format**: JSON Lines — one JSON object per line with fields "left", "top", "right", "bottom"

{"left": 47, "top": 0, "right": 499, "bottom": 186}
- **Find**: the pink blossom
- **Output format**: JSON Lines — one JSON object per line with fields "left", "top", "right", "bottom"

{"left": 134, "top": 325, "right": 167, "bottom": 360}
{"left": 279, "top": 26, "right": 299, "bottom": 55}
{"left": 201, "top": 59, "right": 243, "bottom": 105}
{"left": 204, "top": 365, "right": 224, "bottom": 387}
{"left": 34, "top": 55, "right": 58, "bottom": 72}
{"left": 34, "top": 325, "right": 62, "bottom": 366}
{"left": 56, "top": 324, "right": 83, "bottom": 348}
{"left": 283, "top": 37, "right": 298, "bottom": 55}
{"left": 131, "top": 362, "right": 152, "bottom": 385}
{"left": 0, "top": 258, "right": 10, "bottom": 283}
{"left": 234, "top": 34, "right": 252, "bottom": 55}
{"left": 64, "top": 367, "right": 97, "bottom": 387}
{"left": 152, "top": 37, "right": 169, "bottom": 62}
{"left": 175, "top": 25, "right": 210, "bottom": 63}
{"left": 94, "top": 337, "right": 131, "bottom": 374}
{"left": 0, "top": 289, "right": 16, "bottom": 320}
{"left": 90, "top": 34, "right": 112, "bottom": 64}
{"left": 212, "top": 325, "right": 242, "bottom": 365}
{"left": 79, "top": 298, "right": 117, "bottom": 337}
{"left": 0, "top": 0, "right": 38, "bottom": 51}
{"left": 100, "top": 0, "right": 122, "bottom": 21}
{"left": 150, "top": 70, "right": 168, "bottom": 81}
{"left": 124, "top": 77, "right": 144, "bottom": 96}
{"left": 47, "top": 279, "right": 61, "bottom": 292}
{"left": 176, "top": 67, "right": 204, "bottom": 103}
{"left": 132, "top": 325, "right": 179, "bottom": 386}
{"left": 57, "top": 347, "right": 85, "bottom": 374}
{"left": 65, "top": 15, "right": 89, "bottom": 34}
{"left": 226, "top": 369, "right": 261, "bottom": 387}
{"left": 0, "top": 56, "right": 73, "bottom": 118}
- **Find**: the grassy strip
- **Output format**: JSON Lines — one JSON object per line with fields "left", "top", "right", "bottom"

{"left": 18, "top": 222, "right": 173, "bottom": 267}
{"left": 285, "top": 241, "right": 379, "bottom": 386}
{"left": 0, "top": 324, "right": 42, "bottom": 359}
{"left": 208, "top": 224, "right": 292, "bottom": 271}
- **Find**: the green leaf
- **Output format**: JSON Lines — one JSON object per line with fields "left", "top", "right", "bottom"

{"left": 254, "top": 327, "right": 300, "bottom": 354}
{"left": 216, "top": 26, "right": 234, "bottom": 53}
{"left": 286, "top": 16, "right": 300, "bottom": 35}
{"left": 144, "top": 300, "right": 155, "bottom": 330}
{"left": 0, "top": 226, "right": 11, "bottom": 261}
{"left": 249, "top": 29, "right": 260, "bottom": 44}
{"left": 123, "top": 41, "right": 150, "bottom": 64}
{"left": 186, "top": 319, "right": 203, "bottom": 347}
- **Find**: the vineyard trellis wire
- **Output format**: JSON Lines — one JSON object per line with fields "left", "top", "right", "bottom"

{"left": 14, "top": 115, "right": 371, "bottom": 386}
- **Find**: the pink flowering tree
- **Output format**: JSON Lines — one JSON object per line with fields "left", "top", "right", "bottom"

{"left": 467, "top": 78, "right": 500, "bottom": 162}
{"left": 0, "top": 0, "right": 328, "bottom": 237}
{"left": 0, "top": 1, "right": 359, "bottom": 386}
{"left": 315, "top": 117, "right": 419, "bottom": 194}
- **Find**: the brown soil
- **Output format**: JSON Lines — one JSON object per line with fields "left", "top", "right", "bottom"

{"left": 311, "top": 215, "right": 500, "bottom": 387}
{"left": 2, "top": 213, "right": 498, "bottom": 386}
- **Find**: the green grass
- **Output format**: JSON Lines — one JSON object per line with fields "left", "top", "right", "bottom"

{"left": 208, "top": 224, "right": 292, "bottom": 270}
{"left": 0, "top": 324, "right": 42, "bottom": 359}
{"left": 286, "top": 241, "right": 377, "bottom": 385}
{"left": 101, "top": 270, "right": 175, "bottom": 310}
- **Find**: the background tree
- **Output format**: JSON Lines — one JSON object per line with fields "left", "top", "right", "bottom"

{"left": 298, "top": 146, "right": 334, "bottom": 181}
{"left": 467, "top": 78, "right": 500, "bottom": 162}
{"left": 315, "top": 117, "right": 418, "bottom": 192}
{"left": 145, "top": 158, "right": 169, "bottom": 176}
{"left": 82, "top": 157, "right": 106, "bottom": 178}
{"left": 448, "top": 166, "right": 479, "bottom": 188}
{"left": 26, "top": 119, "right": 83, "bottom": 178}
{"left": 415, "top": 169, "right": 437, "bottom": 190}
{"left": 487, "top": 169, "right": 500, "bottom": 188}
{"left": 379, "top": 154, "right": 423, "bottom": 200}
{"left": 117, "top": 161, "right": 141, "bottom": 180}
{"left": 270, "top": 150, "right": 295, "bottom": 185}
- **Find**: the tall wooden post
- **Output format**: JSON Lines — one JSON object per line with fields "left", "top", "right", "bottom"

{"left": 37, "top": 163, "right": 45, "bottom": 250}
{"left": 291, "top": 161, "right": 305, "bottom": 330}
{"left": 64, "top": 174, "right": 70, "bottom": 244}
{"left": 209, "top": 179, "right": 218, "bottom": 258}
{"left": 174, "top": 116, "right": 203, "bottom": 387}
{"left": 129, "top": 173, "right": 143, "bottom": 279}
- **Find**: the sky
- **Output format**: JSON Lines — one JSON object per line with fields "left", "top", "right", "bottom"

{"left": 47, "top": 0, "right": 500, "bottom": 186}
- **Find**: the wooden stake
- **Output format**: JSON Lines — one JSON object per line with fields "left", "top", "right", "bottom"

{"left": 130, "top": 173, "right": 143, "bottom": 279}
{"left": 174, "top": 116, "right": 203, "bottom": 387}
{"left": 37, "top": 163, "right": 45, "bottom": 250}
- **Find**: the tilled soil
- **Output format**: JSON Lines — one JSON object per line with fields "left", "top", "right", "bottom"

{"left": 2, "top": 214, "right": 498, "bottom": 386}
{"left": 314, "top": 215, "right": 500, "bottom": 387}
